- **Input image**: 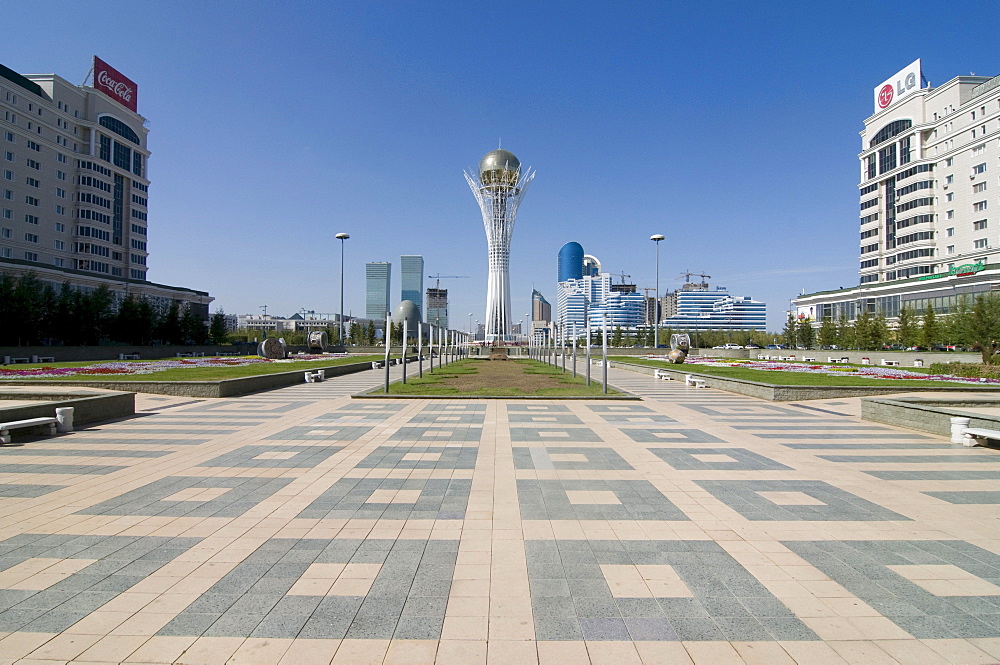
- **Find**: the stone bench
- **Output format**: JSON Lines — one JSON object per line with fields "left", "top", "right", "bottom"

{"left": 654, "top": 369, "right": 673, "bottom": 380}
{"left": 802, "top": 357, "right": 817, "bottom": 362}
{"left": 0, "top": 417, "right": 57, "bottom": 445}
{"left": 3, "top": 357, "right": 29, "bottom": 365}
{"left": 827, "top": 357, "right": 849, "bottom": 363}
{"left": 303, "top": 370, "right": 326, "bottom": 383}
{"left": 371, "top": 361, "right": 385, "bottom": 369}
{"left": 31, "top": 355, "right": 55, "bottom": 363}
{"left": 962, "top": 427, "right": 1000, "bottom": 447}
{"left": 685, "top": 374, "right": 706, "bottom": 388}
{"left": 881, "top": 359, "right": 901, "bottom": 366}
{"left": 119, "top": 353, "right": 140, "bottom": 360}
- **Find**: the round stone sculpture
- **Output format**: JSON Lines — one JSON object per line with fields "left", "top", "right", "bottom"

{"left": 478, "top": 149, "right": 521, "bottom": 189}
{"left": 394, "top": 300, "right": 420, "bottom": 335}
{"left": 258, "top": 337, "right": 286, "bottom": 359}
{"left": 667, "top": 349, "right": 687, "bottom": 364}
{"left": 307, "top": 330, "right": 328, "bottom": 351}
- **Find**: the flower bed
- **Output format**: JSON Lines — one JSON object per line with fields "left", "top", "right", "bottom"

{"left": 0, "top": 354, "right": 338, "bottom": 379}
{"left": 641, "top": 355, "right": 1000, "bottom": 386}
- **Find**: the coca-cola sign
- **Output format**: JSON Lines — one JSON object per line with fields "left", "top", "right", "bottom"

{"left": 93, "top": 56, "right": 137, "bottom": 113}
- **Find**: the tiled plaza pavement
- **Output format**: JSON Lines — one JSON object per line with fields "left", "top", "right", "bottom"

{"left": 1, "top": 363, "right": 1000, "bottom": 664}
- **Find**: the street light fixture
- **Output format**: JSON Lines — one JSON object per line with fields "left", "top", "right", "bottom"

{"left": 468, "top": 313, "right": 473, "bottom": 334}
{"left": 650, "top": 234, "right": 665, "bottom": 350}
{"left": 336, "top": 232, "right": 350, "bottom": 346}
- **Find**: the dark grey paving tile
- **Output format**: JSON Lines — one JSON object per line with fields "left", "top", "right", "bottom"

{"left": 924, "top": 491, "right": 1000, "bottom": 504}
{"left": 517, "top": 479, "right": 689, "bottom": 521}
{"left": 264, "top": 425, "right": 372, "bottom": 441}
{"left": 355, "top": 446, "right": 478, "bottom": 470}
{"left": 510, "top": 427, "right": 603, "bottom": 442}
{"left": 198, "top": 445, "right": 344, "bottom": 468}
{"left": 76, "top": 476, "right": 293, "bottom": 518}
{"left": 863, "top": 470, "right": 1000, "bottom": 480}
{"left": 389, "top": 427, "right": 482, "bottom": 442}
{"left": 822, "top": 454, "right": 1000, "bottom": 463}
{"left": 0, "top": 483, "right": 64, "bottom": 498}
{"left": 513, "top": 447, "right": 633, "bottom": 471}
{"left": 695, "top": 479, "right": 910, "bottom": 521}
{"left": 0, "top": 463, "right": 128, "bottom": 475}
{"left": 619, "top": 428, "right": 724, "bottom": 444}
{"left": 507, "top": 404, "right": 571, "bottom": 413}
{"left": 649, "top": 447, "right": 791, "bottom": 471}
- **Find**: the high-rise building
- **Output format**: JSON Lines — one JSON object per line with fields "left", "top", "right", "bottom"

{"left": 661, "top": 284, "right": 766, "bottom": 331}
{"left": 0, "top": 59, "right": 212, "bottom": 318}
{"left": 557, "top": 272, "right": 611, "bottom": 328}
{"left": 466, "top": 149, "right": 534, "bottom": 342}
{"left": 589, "top": 291, "right": 647, "bottom": 329}
{"left": 795, "top": 60, "right": 1000, "bottom": 324}
{"left": 531, "top": 288, "right": 551, "bottom": 322}
{"left": 426, "top": 287, "right": 448, "bottom": 329}
{"left": 400, "top": 255, "right": 424, "bottom": 319}
{"left": 365, "top": 262, "right": 391, "bottom": 320}
{"left": 557, "top": 242, "right": 583, "bottom": 282}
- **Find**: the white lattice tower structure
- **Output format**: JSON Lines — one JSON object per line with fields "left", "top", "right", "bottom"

{"left": 465, "top": 149, "right": 534, "bottom": 343}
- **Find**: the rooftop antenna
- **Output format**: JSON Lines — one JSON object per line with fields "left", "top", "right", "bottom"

{"left": 498, "top": 137, "right": 502, "bottom": 149}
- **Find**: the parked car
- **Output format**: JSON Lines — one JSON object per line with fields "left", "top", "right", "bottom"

{"left": 713, "top": 344, "right": 744, "bottom": 349}
{"left": 745, "top": 343, "right": 762, "bottom": 349}
{"left": 765, "top": 344, "right": 787, "bottom": 349}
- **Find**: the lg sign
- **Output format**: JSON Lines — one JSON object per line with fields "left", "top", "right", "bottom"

{"left": 93, "top": 56, "right": 137, "bottom": 113}
{"left": 873, "top": 58, "right": 922, "bottom": 113}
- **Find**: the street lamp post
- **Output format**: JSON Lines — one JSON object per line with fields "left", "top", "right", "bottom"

{"left": 336, "top": 233, "right": 350, "bottom": 346}
{"left": 650, "top": 234, "right": 665, "bottom": 351}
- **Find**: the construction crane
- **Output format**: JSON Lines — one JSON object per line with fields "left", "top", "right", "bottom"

{"left": 607, "top": 272, "right": 632, "bottom": 285}
{"left": 677, "top": 270, "right": 711, "bottom": 283}
{"left": 427, "top": 274, "right": 469, "bottom": 289}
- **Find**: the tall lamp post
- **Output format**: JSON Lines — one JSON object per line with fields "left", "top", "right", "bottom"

{"left": 468, "top": 313, "right": 473, "bottom": 334}
{"left": 650, "top": 234, "right": 664, "bottom": 350}
{"left": 336, "top": 232, "right": 350, "bottom": 345}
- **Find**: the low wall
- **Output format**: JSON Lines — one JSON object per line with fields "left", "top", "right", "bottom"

{"left": 611, "top": 361, "right": 1000, "bottom": 402}
{"left": 0, "top": 359, "right": 407, "bottom": 398}
{"left": 862, "top": 397, "right": 1000, "bottom": 436}
{"left": 703, "top": 348, "right": 981, "bottom": 365}
{"left": 0, "top": 390, "right": 134, "bottom": 426}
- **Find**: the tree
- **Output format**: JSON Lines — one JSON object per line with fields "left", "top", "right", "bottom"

{"left": 181, "top": 307, "right": 209, "bottom": 345}
{"left": 209, "top": 310, "right": 229, "bottom": 345}
{"left": 782, "top": 313, "right": 797, "bottom": 347}
{"left": 921, "top": 303, "right": 939, "bottom": 349}
{"left": 365, "top": 320, "right": 377, "bottom": 346}
{"left": 797, "top": 320, "right": 815, "bottom": 349}
{"left": 158, "top": 302, "right": 184, "bottom": 345}
{"left": 854, "top": 309, "right": 873, "bottom": 349}
{"left": 968, "top": 292, "right": 1000, "bottom": 364}
{"left": 945, "top": 295, "right": 972, "bottom": 348}
{"left": 837, "top": 313, "right": 854, "bottom": 350}
{"left": 895, "top": 306, "right": 918, "bottom": 348}
{"left": 870, "top": 311, "right": 889, "bottom": 350}
{"left": 818, "top": 317, "right": 837, "bottom": 348}
{"left": 611, "top": 325, "right": 623, "bottom": 347}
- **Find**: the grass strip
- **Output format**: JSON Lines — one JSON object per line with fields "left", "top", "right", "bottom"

{"left": 0, "top": 355, "right": 387, "bottom": 382}
{"left": 609, "top": 356, "right": 991, "bottom": 388}
{"left": 381, "top": 358, "right": 621, "bottom": 396}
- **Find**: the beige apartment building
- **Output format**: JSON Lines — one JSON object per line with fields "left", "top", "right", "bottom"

{"left": 0, "top": 60, "right": 211, "bottom": 318}
{"left": 795, "top": 60, "right": 1000, "bottom": 323}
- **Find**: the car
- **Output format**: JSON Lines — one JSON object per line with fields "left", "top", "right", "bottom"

{"left": 765, "top": 344, "right": 786, "bottom": 350}
{"left": 744, "top": 343, "right": 762, "bottom": 349}
{"left": 713, "top": 344, "right": 744, "bottom": 349}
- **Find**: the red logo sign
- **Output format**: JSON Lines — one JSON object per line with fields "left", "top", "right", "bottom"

{"left": 93, "top": 57, "right": 137, "bottom": 113}
{"left": 877, "top": 84, "right": 894, "bottom": 109}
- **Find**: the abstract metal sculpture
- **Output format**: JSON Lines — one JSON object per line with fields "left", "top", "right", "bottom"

{"left": 465, "top": 149, "right": 534, "bottom": 343}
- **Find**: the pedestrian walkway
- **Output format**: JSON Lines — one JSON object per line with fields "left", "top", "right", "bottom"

{"left": 0, "top": 363, "right": 999, "bottom": 664}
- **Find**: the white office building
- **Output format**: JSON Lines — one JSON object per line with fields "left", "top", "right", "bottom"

{"left": 0, "top": 59, "right": 212, "bottom": 318}
{"left": 557, "top": 272, "right": 611, "bottom": 328}
{"left": 661, "top": 285, "right": 766, "bottom": 331}
{"left": 795, "top": 60, "right": 1000, "bottom": 323}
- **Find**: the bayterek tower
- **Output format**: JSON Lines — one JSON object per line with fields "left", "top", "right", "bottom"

{"left": 465, "top": 149, "right": 534, "bottom": 343}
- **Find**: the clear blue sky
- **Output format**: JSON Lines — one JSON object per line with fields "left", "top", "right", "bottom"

{"left": 6, "top": 1, "right": 1000, "bottom": 330}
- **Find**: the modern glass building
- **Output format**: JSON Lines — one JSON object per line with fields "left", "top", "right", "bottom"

{"left": 588, "top": 291, "right": 646, "bottom": 329}
{"left": 557, "top": 242, "right": 583, "bottom": 282}
{"left": 400, "top": 255, "right": 424, "bottom": 320}
{"left": 557, "top": 273, "right": 611, "bottom": 328}
{"left": 660, "top": 285, "right": 766, "bottom": 331}
{"left": 365, "top": 262, "right": 391, "bottom": 320}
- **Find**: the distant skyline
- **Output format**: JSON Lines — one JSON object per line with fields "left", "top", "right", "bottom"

{"left": 5, "top": 1, "right": 1000, "bottom": 329}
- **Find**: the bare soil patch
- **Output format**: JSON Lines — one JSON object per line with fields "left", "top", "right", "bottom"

{"left": 446, "top": 360, "right": 561, "bottom": 392}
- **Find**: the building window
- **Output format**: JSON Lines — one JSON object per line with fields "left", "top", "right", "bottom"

{"left": 946, "top": 157, "right": 954, "bottom": 167}
{"left": 0, "top": 228, "right": 9, "bottom": 238}
{"left": 0, "top": 247, "right": 10, "bottom": 258}
{"left": 3, "top": 170, "right": 11, "bottom": 180}
{"left": 56, "top": 170, "right": 66, "bottom": 180}
{"left": 973, "top": 163, "right": 987, "bottom": 175}
{"left": 24, "top": 214, "right": 38, "bottom": 225}
{"left": 54, "top": 222, "right": 65, "bottom": 232}
{"left": 24, "top": 251, "right": 37, "bottom": 262}
{"left": 974, "top": 201, "right": 988, "bottom": 211}
{"left": 53, "top": 240, "right": 63, "bottom": 250}
{"left": 24, "top": 196, "right": 38, "bottom": 206}
{"left": 946, "top": 245, "right": 955, "bottom": 254}
{"left": 99, "top": 135, "right": 111, "bottom": 162}
{"left": 4, "top": 151, "right": 12, "bottom": 161}
{"left": 98, "top": 116, "right": 140, "bottom": 144}
{"left": 975, "top": 238, "right": 989, "bottom": 249}
{"left": 866, "top": 155, "right": 876, "bottom": 180}
{"left": 946, "top": 210, "right": 955, "bottom": 219}
{"left": 25, "top": 176, "right": 39, "bottom": 188}
{"left": 974, "top": 220, "right": 988, "bottom": 230}
{"left": 946, "top": 227, "right": 955, "bottom": 237}
{"left": 945, "top": 174, "right": 954, "bottom": 185}
{"left": 1, "top": 209, "right": 9, "bottom": 219}
{"left": 24, "top": 233, "right": 38, "bottom": 243}
{"left": 878, "top": 144, "right": 897, "bottom": 174}
{"left": 974, "top": 182, "right": 987, "bottom": 193}
{"left": 53, "top": 257, "right": 63, "bottom": 267}
{"left": 55, "top": 205, "right": 65, "bottom": 215}
{"left": 26, "top": 159, "right": 39, "bottom": 170}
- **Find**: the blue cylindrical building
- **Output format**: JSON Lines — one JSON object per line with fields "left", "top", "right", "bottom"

{"left": 558, "top": 242, "right": 584, "bottom": 282}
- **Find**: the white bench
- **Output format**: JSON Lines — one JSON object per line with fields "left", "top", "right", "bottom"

{"left": 803, "top": 357, "right": 816, "bottom": 362}
{"left": 913, "top": 359, "right": 924, "bottom": 368}
{"left": 119, "top": 353, "right": 140, "bottom": 360}
{"left": 881, "top": 359, "right": 901, "bottom": 366}
{"left": 176, "top": 352, "right": 193, "bottom": 358}
{"left": 0, "top": 417, "right": 57, "bottom": 445}
{"left": 654, "top": 369, "right": 673, "bottom": 380}
{"left": 3, "top": 357, "right": 29, "bottom": 364}
{"left": 860, "top": 358, "right": 871, "bottom": 365}
{"left": 31, "top": 355, "right": 55, "bottom": 363}
{"left": 591, "top": 359, "right": 606, "bottom": 366}
{"left": 827, "top": 357, "right": 847, "bottom": 363}
{"left": 303, "top": 370, "right": 326, "bottom": 383}
{"left": 963, "top": 427, "right": 1000, "bottom": 447}
{"left": 371, "top": 361, "right": 385, "bottom": 369}
{"left": 685, "top": 374, "right": 706, "bottom": 388}
{"left": 757, "top": 354, "right": 768, "bottom": 360}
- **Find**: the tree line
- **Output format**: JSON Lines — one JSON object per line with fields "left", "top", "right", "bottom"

{"left": 784, "top": 292, "right": 1000, "bottom": 363}
{"left": 0, "top": 272, "right": 226, "bottom": 347}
